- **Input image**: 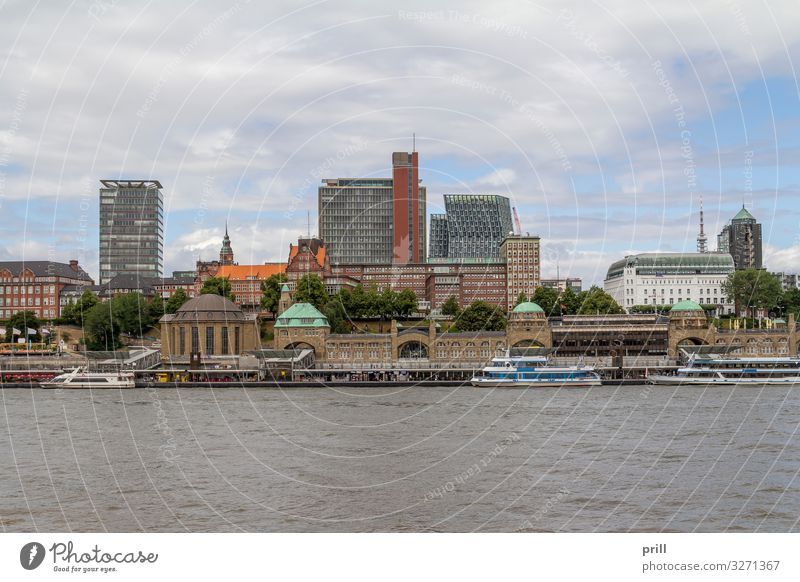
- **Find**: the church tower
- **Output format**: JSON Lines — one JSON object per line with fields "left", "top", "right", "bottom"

{"left": 220, "top": 223, "right": 234, "bottom": 265}
{"left": 278, "top": 283, "right": 292, "bottom": 316}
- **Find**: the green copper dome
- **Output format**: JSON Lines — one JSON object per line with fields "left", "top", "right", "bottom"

{"left": 670, "top": 300, "right": 704, "bottom": 312}
{"left": 512, "top": 301, "right": 544, "bottom": 313}
{"left": 280, "top": 283, "right": 290, "bottom": 292}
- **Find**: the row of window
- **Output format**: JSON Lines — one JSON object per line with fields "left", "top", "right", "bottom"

{"left": 0, "top": 285, "right": 56, "bottom": 294}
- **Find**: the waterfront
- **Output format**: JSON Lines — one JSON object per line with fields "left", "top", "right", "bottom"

{"left": 1, "top": 384, "right": 798, "bottom": 532}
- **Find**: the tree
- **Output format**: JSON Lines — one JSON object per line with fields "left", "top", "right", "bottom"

{"left": 779, "top": 287, "right": 800, "bottom": 317}
{"left": 200, "top": 276, "right": 235, "bottom": 301}
{"left": 453, "top": 301, "right": 507, "bottom": 332}
{"left": 293, "top": 274, "right": 328, "bottom": 308}
{"left": 723, "top": 269, "right": 782, "bottom": 317}
{"left": 394, "top": 289, "right": 418, "bottom": 318}
{"left": 3, "top": 311, "right": 41, "bottom": 343}
{"left": 514, "top": 292, "right": 528, "bottom": 307}
{"left": 576, "top": 286, "right": 624, "bottom": 315}
{"left": 165, "top": 288, "right": 190, "bottom": 314}
{"left": 61, "top": 288, "right": 98, "bottom": 326}
{"left": 111, "top": 293, "right": 154, "bottom": 336}
{"left": 260, "top": 273, "right": 288, "bottom": 315}
{"left": 728, "top": 269, "right": 782, "bottom": 317}
{"left": 559, "top": 287, "right": 581, "bottom": 315}
{"left": 84, "top": 303, "right": 121, "bottom": 350}
{"left": 322, "top": 298, "right": 351, "bottom": 334}
{"left": 147, "top": 296, "right": 165, "bottom": 321}
{"left": 441, "top": 295, "right": 460, "bottom": 318}
{"left": 532, "top": 286, "right": 559, "bottom": 315}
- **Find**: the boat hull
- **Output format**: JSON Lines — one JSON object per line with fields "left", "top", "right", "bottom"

{"left": 471, "top": 378, "right": 602, "bottom": 388}
{"left": 648, "top": 375, "right": 800, "bottom": 386}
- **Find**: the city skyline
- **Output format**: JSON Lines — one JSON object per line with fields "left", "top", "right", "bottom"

{"left": 1, "top": 1, "right": 798, "bottom": 286}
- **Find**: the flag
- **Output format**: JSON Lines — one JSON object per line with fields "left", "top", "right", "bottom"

{"left": 41, "top": 328, "right": 50, "bottom": 335}
{"left": 12, "top": 327, "right": 21, "bottom": 335}
{"left": 0, "top": 327, "right": 5, "bottom": 335}
{"left": 26, "top": 328, "right": 36, "bottom": 335}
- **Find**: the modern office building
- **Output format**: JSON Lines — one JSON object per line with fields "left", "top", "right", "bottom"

{"left": 318, "top": 152, "right": 426, "bottom": 265}
{"left": 428, "top": 214, "right": 449, "bottom": 259}
{"left": 500, "top": 234, "right": 541, "bottom": 309}
{"left": 99, "top": 179, "right": 164, "bottom": 284}
{"left": 603, "top": 252, "right": 735, "bottom": 314}
{"left": 430, "top": 194, "right": 514, "bottom": 261}
{"left": 718, "top": 206, "right": 763, "bottom": 270}
{"left": 541, "top": 277, "right": 582, "bottom": 293}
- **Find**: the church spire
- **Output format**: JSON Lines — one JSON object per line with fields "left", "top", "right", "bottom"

{"left": 220, "top": 222, "right": 234, "bottom": 265}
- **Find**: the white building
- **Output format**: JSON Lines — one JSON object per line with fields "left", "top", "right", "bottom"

{"left": 604, "top": 252, "right": 735, "bottom": 314}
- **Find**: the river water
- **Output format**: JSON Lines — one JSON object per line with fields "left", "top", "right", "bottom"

{"left": 1, "top": 384, "right": 798, "bottom": 532}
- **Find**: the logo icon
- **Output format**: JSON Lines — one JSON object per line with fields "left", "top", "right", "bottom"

{"left": 20, "top": 542, "right": 46, "bottom": 570}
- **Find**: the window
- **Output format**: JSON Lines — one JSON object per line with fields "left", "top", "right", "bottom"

{"left": 179, "top": 327, "right": 186, "bottom": 355}
{"left": 191, "top": 327, "right": 199, "bottom": 353}
{"left": 235, "top": 327, "right": 240, "bottom": 353}
{"left": 221, "top": 327, "right": 229, "bottom": 355}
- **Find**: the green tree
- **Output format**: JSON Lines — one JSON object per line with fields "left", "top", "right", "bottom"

{"left": 394, "top": 289, "right": 418, "bottom": 318}
{"left": 453, "top": 301, "right": 507, "bottom": 332}
{"left": 322, "top": 298, "right": 351, "bottom": 334}
{"left": 514, "top": 292, "right": 528, "bottom": 307}
{"left": 376, "top": 287, "right": 396, "bottom": 321}
{"left": 61, "top": 288, "right": 99, "bottom": 326}
{"left": 532, "top": 286, "right": 559, "bottom": 315}
{"left": 111, "top": 293, "right": 154, "bottom": 336}
{"left": 260, "top": 273, "right": 288, "bottom": 314}
{"left": 293, "top": 274, "right": 328, "bottom": 308}
{"left": 559, "top": 287, "right": 581, "bottom": 315}
{"left": 441, "top": 295, "right": 460, "bottom": 317}
{"left": 84, "top": 303, "right": 121, "bottom": 350}
{"left": 165, "top": 288, "right": 190, "bottom": 314}
{"left": 723, "top": 269, "right": 782, "bottom": 317}
{"left": 576, "top": 286, "right": 624, "bottom": 315}
{"left": 200, "top": 276, "right": 235, "bottom": 301}
{"left": 147, "top": 296, "right": 165, "bottom": 322}
{"left": 4, "top": 311, "right": 41, "bottom": 342}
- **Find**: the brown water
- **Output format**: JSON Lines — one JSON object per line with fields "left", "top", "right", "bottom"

{"left": 1, "top": 384, "right": 798, "bottom": 532}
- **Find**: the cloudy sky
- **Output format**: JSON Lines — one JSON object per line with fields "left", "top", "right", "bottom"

{"left": 0, "top": 0, "right": 798, "bottom": 285}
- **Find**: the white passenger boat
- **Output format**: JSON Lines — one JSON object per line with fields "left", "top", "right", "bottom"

{"left": 471, "top": 353, "right": 602, "bottom": 387}
{"left": 648, "top": 355, "right": 800, "bottom": 385}
{"left": 42, "top": 368, "right": 136, "bottom": 389}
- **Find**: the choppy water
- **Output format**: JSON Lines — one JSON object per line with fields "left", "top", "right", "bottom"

{"left": 1, "top": 384, "right": 798, "bottom": 532}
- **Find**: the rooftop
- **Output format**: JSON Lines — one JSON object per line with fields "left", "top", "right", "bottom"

{"left": 512, "top": 301, "right": 544, "bottom": 314}
{"left": 670, "top": 299, "right": 704, "bottom": 312}
{"left": 274, "top": 303, "right": 330, "bottom": 328}
{"left": 606, "top": 252, "right": 735, "bottom": 280}
{"left": 99, "top": 179, "right": 163, "bottom": 189}
{"left": 163, "top": 293, "right": 246, "bottom": 322}
{"left": 0, "top": 260, "right": 93, "bottom": 282}
{"left": 732, "top": 206, "right": 756, "bottom": 222}
{"left": 214, "top": 263, "right": 285, "bottom": 281}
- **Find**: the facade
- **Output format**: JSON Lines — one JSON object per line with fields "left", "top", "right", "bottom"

{"left": 541, "top": 278, "right": 582, "bottom": 293}
{"left": 430, "top": 194, "right": 514, "bottom": 260}
{"left": 719, "top": 206, "right": 763, "bottom": 270}
{"left": 99, "top": 179, "right": 164, "bottom": 284}
{"left": 210, "top": 264, "right": 286, "bottom": 312}
{"left": 285, "top": 237, "right": 329, "bottom": 285}
{"left": 159, "top": 294, "right": 260, "bottom": 361}
{"left": 428, "top": 214, "right": 449, "bottom": 259}
{"left": 773, "top": 272, "right": 799, "bottom": 291}
{"left": 151, "top": 276, "right": 197, "bottom": 299}
{"left": 0, "top": 260, "right": 93, "bottom": 319}
{"left": 274, "top": 292, "right": 796, "bottom": 367}
{"left": 318, "top": 152, "right": 426, "bottom": 265}
{"left": 604, "top": 252, "right": 735, "bottom": 314}
{"left": 500, "top": 234, "right": 542, "bottom": 309}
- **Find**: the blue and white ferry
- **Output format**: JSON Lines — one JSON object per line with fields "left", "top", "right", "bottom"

{"left": 471, "top": 353, "right": 602, "bottom": 388}
{"left": 648, "top": 354, "right": 800, "bottom": 385}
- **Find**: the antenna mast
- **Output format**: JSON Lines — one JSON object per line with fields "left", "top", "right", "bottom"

{"left": 697, "top": 196, "right": 708, "bottom": 253}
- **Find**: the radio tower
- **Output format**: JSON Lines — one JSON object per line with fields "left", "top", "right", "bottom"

{"left": 697, "top": 196, "right": 708, "bottom": 253}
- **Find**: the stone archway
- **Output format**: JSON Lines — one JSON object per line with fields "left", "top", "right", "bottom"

{"left": 283, "top": 341, "right": 317, "bottom": 355}
{"left": 398, "top": 341, "right": 428, "bottom": 359}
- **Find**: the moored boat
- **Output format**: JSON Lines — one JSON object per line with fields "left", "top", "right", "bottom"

{"left": 42, "top": 368, "right": 136, "bottom": 389}
{"left": 471, "top": 353, "right": 601, "bottom": 387}
{"left": 648, "top": 354, "right": 800, "bottom": 385}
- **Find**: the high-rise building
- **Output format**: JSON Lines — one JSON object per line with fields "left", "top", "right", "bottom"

{"left": 500, "top": 234, "right": 541, "bottom": 309}
{"left": 99, "top": 179, "right": 163, "bottom": 284}
{"left": 318, "top": 152, "right": 426, "bottom": 265}
{"left": 716, "top": 225, "right": 730, "bottom": 253}
{"left": 721, "top": 206, "right": 763, "bottom": 270}
{"left": 431, "top": 195, "right": 514, "bottom": 261}
{"left": 428, "top": 214, "right": 449, "bottom": 259}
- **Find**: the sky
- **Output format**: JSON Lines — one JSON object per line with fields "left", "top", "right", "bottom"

{"left": 0, "top": 0, "right": 798, "bottom": 286}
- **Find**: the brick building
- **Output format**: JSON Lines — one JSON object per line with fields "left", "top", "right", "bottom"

{"left": 0, "top": 260, "right": 94, "bottom": 319}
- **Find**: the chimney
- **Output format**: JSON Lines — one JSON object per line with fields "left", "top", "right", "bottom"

{"left": 69, "top": 260, "right": 79, "bottom": 271}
